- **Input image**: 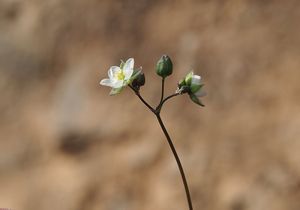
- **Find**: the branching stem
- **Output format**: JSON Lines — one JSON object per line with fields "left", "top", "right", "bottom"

{"left": 129, "top": 80, "right": 193, "bottom": 210}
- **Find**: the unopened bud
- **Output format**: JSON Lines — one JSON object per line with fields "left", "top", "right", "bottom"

{"left": 156, "top": 55, "right": 173, "bottom": 78}
{"left": 132, "top": 72, "right": 145, "bottom": 89}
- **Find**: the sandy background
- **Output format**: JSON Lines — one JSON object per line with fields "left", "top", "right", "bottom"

{"left": 0, "top": 0, "right": 300, "bottom": 210}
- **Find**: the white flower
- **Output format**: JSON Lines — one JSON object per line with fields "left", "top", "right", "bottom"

{"left": 100, "top": 58, "right": 134, "bottom": 95}
{"left": 190, "top": 73, "right": 206, "bottom": 97}
{"left": 183, "top": 71, "right": 206, "bottom": 106}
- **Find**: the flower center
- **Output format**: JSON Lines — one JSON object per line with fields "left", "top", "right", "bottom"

{"left": 114, "top": 71, "right": 125, "bottom": 80}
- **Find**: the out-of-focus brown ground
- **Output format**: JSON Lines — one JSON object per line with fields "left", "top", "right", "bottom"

{"left": 0, "top": 0, "right": 300, "bottom": 210}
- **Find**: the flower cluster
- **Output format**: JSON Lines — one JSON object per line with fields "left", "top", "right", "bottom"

{"left": 100, "top": 55, "right": 206, "bottom": 106}
{"left": 99, "top": 55, "right": 204, "bottom": 210}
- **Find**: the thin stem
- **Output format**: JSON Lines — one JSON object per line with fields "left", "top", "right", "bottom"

{"left": 129, "top": 85, "right": 155, "bottom": 113}
{"left": 160, "top": 78, "right": 165, "bottom": 104}
{"left": 156, "top": 92, "right": 180, "bottom": 112}
{"left": 156, "top": 114, "right": 194, "bottom": 210}
{"left": 161, "top": 92, "right": 180, "bottom": 107}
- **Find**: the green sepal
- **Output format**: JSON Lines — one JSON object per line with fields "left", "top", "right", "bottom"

{"left": 178, "top": 78, "right": 186, "bottom": 88}
{"left": 109, "top": 87, "right": 123, "bottom": 96}
{"left": 189, "top": 93, "right": 205, "bottom": 107}
{"left": 185, "top": 72, "right": 193, "bottom": 86}
{"left": 128, "top": 69, "right": 142, "bottom": 84}
{"left": 132, "top": 72, "right": 145, "bottom": 88}
{"left": 190, "top": 84, "right": 204, "bottom": 94}
{"left": 177, "top": 85, "right": 190, "bottom": 94}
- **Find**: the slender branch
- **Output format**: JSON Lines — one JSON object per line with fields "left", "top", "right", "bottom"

{"left": 156, "top": 92, "right": 180, "bottom": 112}
{"left": 129, "top": 85, "right": 155, "bottom": 113}
{"left": 156, "top": 114, "right": 193, "bottom": 210}
{"left": 160, "top": 78, "right": 165, "bottom": 104}
{"left": 161, "top": 92, "right": 180, "bottom": 106}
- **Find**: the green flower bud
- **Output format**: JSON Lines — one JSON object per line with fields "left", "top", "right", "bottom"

{"left": 132, "top": 72, "right": 145, "bottom": 89}
{"left": 156, "top": 55, "right": 173, "bottom": 78}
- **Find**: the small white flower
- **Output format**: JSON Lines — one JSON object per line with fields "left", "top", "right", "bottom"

{"left": 100, "top": 58, "right": 134, "bottom": 95}
{"left": 183, "top": 71, "right": 206, "bottom": 106}
{"left": 190, "top": 73, "right": 206, "bottom": 97}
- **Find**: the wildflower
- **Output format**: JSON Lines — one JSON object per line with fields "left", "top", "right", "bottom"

{"left": 100, "top": 58, "right": 135, "bottom": 95}
{"left": 178, "top": 71, "right": 206, "bottom": 106}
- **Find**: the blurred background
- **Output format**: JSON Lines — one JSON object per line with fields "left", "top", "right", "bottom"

{"left": 0, "top": 0, "right": 300, "bottom": 209}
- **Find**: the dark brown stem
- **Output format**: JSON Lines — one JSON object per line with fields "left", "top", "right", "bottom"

{"left": 156, "top": 114, "right": 193, "bottom": 210}
{"left": 160, "top": 78, "right": 165, "bottom": 104}
{"left": 129, "top": 83, "right": 193, "bottom": 210}
{"left": 129, "top": 85, "right": 155, "bottom": 113}
{"left": 156, "top": 92, "right": 180, "bottom": 113}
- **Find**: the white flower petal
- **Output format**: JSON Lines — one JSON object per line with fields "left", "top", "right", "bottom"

{"left": 195, "top": 89, "right": 207, "bottom": 97}
{"left": 124, "top": 68, "right": 133, "bottom": 80}
{"left": 108, "top": 66, "right": 121, "bottom": 79}
{"left": 110, "top": 87, "right": 123, "bottom": 95}
{"left": 123, "top": 58, "right": 134, "bottom": 80}
{"left": 100, "top": 78, "right": 113, "bottom": 87}
{"left": 123, "top": 58, "right": 134, "bottom": 72}
{"left": 124, "top": 58, "right": 134, "bottom": 70}
{"left": 112, "top": 80, "right": 124, "bottom": 89}
{"left": 191, "top": 75, "right": 201, "bottom": 85}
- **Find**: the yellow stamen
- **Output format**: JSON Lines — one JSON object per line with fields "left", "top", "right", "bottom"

{"left": 114, "top": 71, "right": 125, "bottom": 80}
